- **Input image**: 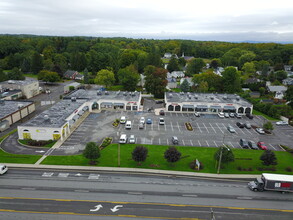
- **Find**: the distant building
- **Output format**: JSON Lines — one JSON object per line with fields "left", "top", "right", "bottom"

{"left": 137, "top": 74, "right": 146, "bottom": 87}
{"left": 0, "top": 79, "right": 39, "bottom": 99}
{"left": 64, "top": 82, "right": 81, "bottom": 93}
{"left": 267, "top": 85, "right": 287, "bottom": 99}
{"left": 284, "top": 65, "right": 292, "bottom": 72}
{"left": 180, "top": 77, "right": 194, "bottom": 87}
{"left": 64, "top": 70, "right": 84, "bottom": 80}
{"left": 163, "top": 53, "right": 172, "bottom": 59}
{"left": 283, "top": 78, "right": 293, "bottom": 86}
{"left": 214, "top": 67, "right": 224, "bottom": 76}
{"left": 245, "top": 78, "right": 261, "bottom": 84}
{"left": 0, "top": 89, "right": 22, "bottom": 100}
{"left": 167, "top": 71, "right": 185, "bottom": 78}
{"left": 167, "top": 77, "right": 177, "bottom": 89}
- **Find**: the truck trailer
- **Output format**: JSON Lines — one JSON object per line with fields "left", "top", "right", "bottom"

{"left": 248, "top": 173, "right": 293, "bottom": 192}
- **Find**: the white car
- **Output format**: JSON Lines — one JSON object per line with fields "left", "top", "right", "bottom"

{"left": 140, "top": 117, "right": 145, "bottom": 124}
{"left": 256, "top": 128, "right": 265, "bottom": 134}
{"left": 159, "top": 118, "right": 165, "bottom": 125}
{"left": 120, "top": 116, "right": 126, "bottom": 124}
{"left": 218, "top": 112, "right": 225, "bottom": 118}
{"left": 0, "top": 164, "right": 8, "bottom": 175}
{"left": 129, "top": 135, "right": 136, "bottom": 144}
{"left": 276, "top": 121, "right": 288, "bottom": 126}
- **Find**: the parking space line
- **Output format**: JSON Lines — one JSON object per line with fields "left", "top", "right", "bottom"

{"left": 238, "top": 128, "right": 245, "bottom": 134}
{"left": 215, "top": 123, "right": 224, "bottom": 134}
{"left": 214, "top": 141, "right": 218, "bottom": 147}
{"left": 198, "top": 140, "right": 201, "bottom": 146}
{"left": 170, "top": 122, "right": 174, "bottom": 131}
{"left": 228, "top": 142, "right": 235, "bottom": 148}
{"left": 159, "top": 138, "right": 161, "bottom": 145}
{"left": 167, "top": 139, "right": 169, "bottom": 145}
{"left": 203, "top": 123, "right": 210, "bottom": 133}
{"left": 206, "top": 140, "right": 209, "bottom": 147}
{"left": 209, "top": 123, "right": 217, "bottom": 133}
{"left": 245, "top": 129, "right": 253, "bottom": 135}
{"left": 182, "top": 139, "right": 185, "bottom": 146}
{"left": 196, "top": 123, "right": 202, "bottom": 133}
{"left": 190, "top": 140, "right": 193, "bottom": 146}
{"left": 269, "top": 144, "right": 277, "bottom": 150}
{"left": 177, "top": 122, "right": 181, "bottom": 132}
{"left": 158, "top": 124, "right": 160, "bottom": 131}
{"left": 164, "top": 124, "right": 167, "bottom": 131}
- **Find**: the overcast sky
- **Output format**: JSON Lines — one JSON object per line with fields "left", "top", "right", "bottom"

{"left": 1, "top": 0, "right": 293, "bottom": 42}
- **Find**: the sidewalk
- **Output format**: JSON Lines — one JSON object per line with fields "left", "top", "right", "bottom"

{"left": 5, "top": 163, "right": 258, "bottom": 179}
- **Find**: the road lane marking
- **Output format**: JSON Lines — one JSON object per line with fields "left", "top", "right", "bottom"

{"left": 190, "top": 140, "right": 193, "bottom": 146}
{"left": 177, "top": 122, "right": 181, "bottom": 132}
{"left": 42, "top": 172, "right": 54, "bottom": 177}
{"left": 214, "top": 141, "right": 218, "bottom": 147}
{"left": 269, "top": 144, "right": 277, "bottom": 150}
{"left": 215, "top": 123, "right": 224, "bottom": 134}
{"left": 206, "top": 140, "right": 209, "bottom": 147}
{"left": 182, "top": 139, "right": 185, "bottom": 146}
{"left": 170, "top": 122, "right": 174, "bottom": 131}
{"left": 228, "top": 142, "right": 235, "bottom": 148}
{"left": 209, "top": 123, "right": 217, "bottom": 133}
{"left": 58, "top": 173, "right": 69, "bottom": 178}
{"left": 196, "top": 123, "right": 202, "bottom": 133}
{"left": 198, "top": 140, "right": 201, "bottom": 146}
{"left": 88, "top": 174, "right": 100, "bottom": 179}
{"left": 203, "top": 123, "right": 209, "bottom": 133}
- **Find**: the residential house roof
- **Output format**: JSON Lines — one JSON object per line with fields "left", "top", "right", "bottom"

{"left": 267, "top": 85, "right": 287, "bottom": 93}
{"left": 282, "top": 78, "right": 293, "bottom": 86}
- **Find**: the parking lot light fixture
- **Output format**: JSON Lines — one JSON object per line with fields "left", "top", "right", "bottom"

{"left": 217, "top": 145, "right": 230, "bottom": 174}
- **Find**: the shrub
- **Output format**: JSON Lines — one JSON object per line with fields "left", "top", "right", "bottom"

{"left": 100, "top": 137, "right": 113, "bottom": 149}
{"left": 285, "top": 167, "right": 293, "bottom": 172}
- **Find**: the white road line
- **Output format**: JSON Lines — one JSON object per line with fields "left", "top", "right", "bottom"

{"left": 228, "top": 142, "right": 235, "bottom": 148}
{"left": 167, "top": 139, "right": 169, "bottom": 145}
{"left": 203, "top": 123, "right": 210, "bottom": 133}
{"left": 246, "top": 129, "right": 253, "bottom": 135}
{"left": 182, "top": 139, "right": 185, "bottom": 146}
{"left": 159, "top": 138, "right": 161, "bottom": 145}
{"left": 158, "top": 124, "right": 160, "bottom": 131}
{"left": 164, "top": 124, "right": 167, "bottom": 131}
{"left": 88, "top": 174, "right": 100, "bottom": 179}
{"left": 190, "top": 140, "right": 193, "bottom": 146}
{"left": 196, "top": 122, "right": 202, "bottom": 133}
{"left": 198, "top": 140, "right": 201, "bottom": 146}
{"left": 209, "top": 123, "right": 217, "bottom": 133}
{"left": 215, "top": 123, "right": 224, "bottom": 134}
{"left": 182, "top": 194, "right": 198, "bottom": 197}
{"left": 58, "top": 173, "right": 69, "bottom": 178}
{"left": 74, "top": 190, "right": 89, "bottom": 193}
{"left": 214, "top": 141, "right": 218, "bottom": 147}
{"left": 269, "top": 144, "right": 277, "bottom": 150}
{"left": 170, "top": 122, "right": 174, "bottom": 131}
{"left": 177, "top": 122, "right": 181, "bottom": 132}
{"left": 238, "top": 128, "right": 245, "bottom": 134}
{"left": 42, "top": 172, "right": 54, "bottom": 177}
{"left": 206, "top": 140, "right": 209, "bottom": 147}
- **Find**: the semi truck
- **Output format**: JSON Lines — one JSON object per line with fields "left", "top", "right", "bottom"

{"left": 248, "top": 173, "right": 293, "bottom": 192}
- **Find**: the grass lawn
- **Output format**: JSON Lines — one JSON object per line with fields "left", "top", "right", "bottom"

{"left": 0, "top": 149, "right": 41, "bottom": 164}
{"left": 42, "top": 144, "right": 293, "bottom": 174}
{"left": 253, "top": 109, "right": 278, "bottom": 121}
{"left": 0, "top": 129, "right": 17, "bottom": 144}
{"left": 108, "top": 85, "right": 124, "bottom": 91}
{"left": 24, "top": 73, "right": 38, "bottom": 79}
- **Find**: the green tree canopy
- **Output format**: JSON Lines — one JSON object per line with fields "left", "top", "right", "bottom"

{"left": 9, "top": 67, "right": 25, "bottom": 80}
{"left": 164, "top": 147, "right": 181, "bottom": 164}
{"left": 38, "top": 70, "right": 60, "bottom": 83}
{"left": 118, "top": 65, "right": 140, "bottom": 91}
{"left": 263, "top": 121, "right": 274, "bottom": 131}
{"left": 260, "top": 150, "right": 277, "bottom": 166}
{"left": 83, "top": 142, "right": 101, "bottom": 165}
{"left": 167, "top": 55, "right": 179, "bottom": 72}
{"left": 242, "top": 62, "right": 256, "bottom": 75}
{"left": 132, "top": 145, "right": 148, "bottom": 164}
{"left": 222, "top": 67, "right": 241, "bottom": 93}
{"left": 210, "top": 58, "right": 222, "bottom": 69}
{"left": 94, "top": 69, "right": 115, "bottom": 88}
{"left": 180, "top": 79, "right": 190, "bottom": 92}
{"left": 31, "top": 52, "right": 43, "bottom": 74}
{"left": 0, "top": 68, "right": 7, "bottom": 82}
{"left": 214, "top": 146, "right": 235, "bottom": 164}
{"left": 192, "top": 70, "right": 223, "bottom": 92}
{"left": 144, "top": 65, "right": 167, "bottom": 98}
{"left": 275, "top": 70, "right": 287, "bottom": 82}
{"left": 186, "top": 58, "right": 205, "bottom": 76}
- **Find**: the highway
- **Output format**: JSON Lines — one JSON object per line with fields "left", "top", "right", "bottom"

{"left": 0, "top": 168, "right": 293, "bottom": 220}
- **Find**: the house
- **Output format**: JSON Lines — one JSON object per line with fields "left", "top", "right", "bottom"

{"left": 163, "top": 53, "right": 172, "bottom": 59}
{"left": 167, "top": 71, "right": 185, "bottom": 79}
{"left": 282, "top": 78, "right": 293, "bottom": 86}
{"left": 167, "top": 77, "right": 177, "bottom": 89}
{"left": 250, "top": 92, "right": 260, "bottom": 98}
{"left": 180, "top": 77, "right": 194, "bottom": 87}
{"left": 284, "top": 65, "right": 292, "bottom": 72}
{"left": 64, "top": 70, "right": 84, "bottom": 80}
{"left": 267, "top": 85, "right": 287, "bottom": 99}
{"left": 181, "top": 53, "right": 194, "bottom": 61}
{"left": 214, "top": 67, "right": 224, "bottom": 76}
{"left": 245, "top": 78, "right": 260, "bottom": 84}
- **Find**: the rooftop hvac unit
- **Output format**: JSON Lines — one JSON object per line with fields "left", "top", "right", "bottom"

{"left": 44, "top": 115, "right": 50, "bottom": 121}
{"left": 18, "top": 104, "right": 24, "bottom": 109}
{"left": 71, "top": 97, "right": 76, "bottom": 102}
{"left": 123, "top": 92, "right": 126, "bottom": 96}
{"left": 194, "top": 95, "right": 198, "bottom": 99}
{"left": 236, "top": 96, "right": 240, "bottom": 101}
{"left": 169, "top": 93, "right": 173, "bottom": 98}
{"left": 105, "top": 91, "right": 109, "bottom": 95}
{"left": 210, "top": 96, "right": 214, "bottom": 100}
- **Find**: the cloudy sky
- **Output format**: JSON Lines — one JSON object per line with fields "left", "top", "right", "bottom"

{"left": 1, "top": 0, "right": 293, "bottom": 42}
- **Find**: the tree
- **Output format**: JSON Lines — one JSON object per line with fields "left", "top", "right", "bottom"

{"left": 263, "top": 121, "right": 274, "bottom": 131}
{"left": 210, "top": 58, "right": 222, "bottom": 69}
{"left": 164, "top": 147, "right": 181, "bottom": 164}
{"left": 38, "top": 70, "right": 60, "bottom": 83}
{"left": 83, "top": 68, "right": 89, "bottom": 84}
{"left": 275, "top": 70, "right": 287, "bottom": 82}
{"left": 0, "top": 68, "right": 7, "bottom": 82}
{"left": 192, "top": 70, "right": 223, "bottom": 92}
{"left": 197, "top": 81, "right": 209, "bottom": 93}
{"left": 222, "top": 67, "right": 241, "bottom": 93}
{"left": 118, "top": 65, "right": 140, "bottom": 91}
{"left": 285, "top": 86, "right": 293, "bottom": 108}
{"left": 260, "top": 150, "right": 277, "bottom": 166}
{"left": 259, "top": 87, "right": 266, "bottom": 96}
{"left": 186, "top": 58, "right": 205, "bottom": 76}
{"left": 132, "top": 145, "right": 148, "bottom": 164}
{"left": 9, "top": 67, "right": 25, "bottom": 80}
{"left": 94, "top": 69, "right": 115, "bottom": 88}
{"left": 144, "top": 65, "right": 167, "bottom": 98}
{"left": 83, "top": 142, "right": 101, "bottom": 165}
{"left": 167, "top": 55, "right": 179, "bottom": 72}
{"left": 31, "top": 52, "right": 43, "bottom": 74}
{"left": 214, "top": 146, "right": 234, "bottom": 164}
{"left": 180, "top": 79, "right": 190, "bottom": 92}
{"left": 242, "top": 62, "right": 256, "bottom": 75}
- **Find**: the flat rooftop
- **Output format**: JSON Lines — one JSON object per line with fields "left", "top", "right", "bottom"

{"left": 0, "top": 100, "right": 33, "bottom": 119}
{"left": 0, "top": 89, "right": 22, "bottom": 98}
{"left": 165, "top": 92, "right": 252, "bottom": 107}
{"left": 65, "top": 89, "right": 141, "bottom": 102}
{"left": 0, "top": 79, "right": 38, "bottom": 86}
{"left": 22, "top": 99, "right": 86, "bottom": 128}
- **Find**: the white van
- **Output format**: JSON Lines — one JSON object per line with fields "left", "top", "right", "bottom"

{"left": 159, "top": 118, "right": 165, "bottom": 125}
{"left": 120, "top": 116, "right": 126, "bottom": 124}
{"left": 0, "top": 164, "right": 8, "bottom": 175}
{"left": 125, "top": 121, "right": 132, "bottom": 129}
{"left": 119, "top": 134, "right": 127, "bottom": 144}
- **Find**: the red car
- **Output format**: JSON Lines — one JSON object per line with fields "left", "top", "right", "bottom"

{"left": 257, "top": 141, "right": 267, "bottom": 150}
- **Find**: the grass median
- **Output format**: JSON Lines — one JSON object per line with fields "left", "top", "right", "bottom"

{"left": 41, "top": 144, "right": 293, "bottom": 174}
{"left": 0, "top": 149, "right": 41, "bottom": 164}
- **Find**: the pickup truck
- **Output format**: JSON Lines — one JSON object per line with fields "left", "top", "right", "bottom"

{"left": 248, "top": 173, "right": 293, "bottom": 193}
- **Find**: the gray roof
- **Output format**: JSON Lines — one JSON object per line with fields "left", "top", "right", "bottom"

{"left": 165, "top": 92, "right": 252, "bottom": 107}
{"left": 0, "top": 79, "right": 38, "bottom": 86}
{"left": 65, "top": 89, "right": 141, "bottom": 102}
{"left": 267, "top": 86, "right": 287, "bottom": 92}
{"left": 64, "top": 70, "right": 77, "bottom": 78}
{"left": 0, "top": 100, "right": 33, "bottom": 119}
{"left": 22, "top": 99, "right": 86, "bottom": 128}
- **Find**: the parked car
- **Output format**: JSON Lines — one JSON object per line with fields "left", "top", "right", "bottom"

{"left": 0, "top": 164, "right": 8, "bottom": 175}
{"left": 119, "top": 134, "right": 127, "bottom": 144}
{"left": 140, "top": 117, "right": 145, "bottom": 124}
{"left": 227, "top": 125, "right": 236, "bottom": 133}
{"left": 224, "top": 113, "right": 229, "bottom": 118}
{"left": 159, "top": 110, "right": 165, "bottom": 115}
{"left": 159, "top": 118, "right": 165, "bottom": 125}
{"left": 248, "top": 140, "right": 258, "bottom": 150}
{"left": 129, "top": 135, "right": 136, "bottom": 144}
{"left": 276, "top": 121, "right": 288, "bottom": 126}
{"left": 172, "top": 136, "right": 179, "bottom": 144}
{"left": 229, "top": 113, "right": 235, "bottom": 118}
{"left": 257, "top": 141, "right": 267, "bottom": 150}
{"left": 146, "top": 118, "right": 152, "bottom": 124}
{"left": 240, "top": 139, "right": 249, "bottom": 149}
{"left": 244, "top": 123, "right": 251, "bottom": 129}
{"left": 236, "top": 122, "right": 245, "bottom": 128}
{"left": 235, "top": 113, "right": 242, "bottom": 118}
{"left": 194, "top": 112, "right": 200, "bottom": 117}
{"left": 246, "top": 113, "right": 254, "bottom": 119}
{"left": 218, "top": 112, "right": 225, "bottom": 118}
{"left": 120, "top": 116, "right": 126, "bottom": 124}
{"left": 156, "top": 100, "right": 164, "bottom": 104}
{"left": 125, "top": 121, "right": 132, "bottom": 129}
{"left": 139, "top": 122, "right": 144, "bottom": 129}
{"left": 256, "top": 128, "right": 265, "bottom": 134}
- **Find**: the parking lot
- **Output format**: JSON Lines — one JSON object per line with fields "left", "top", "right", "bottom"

{"left": 60, "top": 111, "right": 293, "bottom": 152}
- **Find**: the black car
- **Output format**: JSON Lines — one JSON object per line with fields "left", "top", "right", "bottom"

{"left": 236, "top": 122, "right": 245, "bottom": 128}
{"left": 246, "top": 113, "right": 254, "bottom": 119}
{"left": 240, "top": 138, "right": 249, "bottom": 149}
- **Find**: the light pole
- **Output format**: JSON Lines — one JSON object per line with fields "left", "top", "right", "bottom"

{"left": 217, "top": 145, "right": 230, "bottom": 174}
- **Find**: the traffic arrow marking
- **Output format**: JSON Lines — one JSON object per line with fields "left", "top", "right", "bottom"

{"left": 35, "top": 150, "right": 45, "bottom": 153}
{"left": 75, "top": 173, "right": 83, "bottom": 176}
{"left": 90, "top": 204, "right": 103, "bottom": 212}
{"left": 111, "top": 205, "right": 123, "bottom": 212}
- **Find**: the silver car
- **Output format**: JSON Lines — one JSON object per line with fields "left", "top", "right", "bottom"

{"left": 129, "top": 135, "right": 136, "bottom": 144}
{"left": 172, "top": 136, "right": 179, "bottom": 144}
{"left": 227, "top": 125, "right": 236, "bottom": 133}
{"left": 256, "top": 128, "right": 265, "bottom": 134}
